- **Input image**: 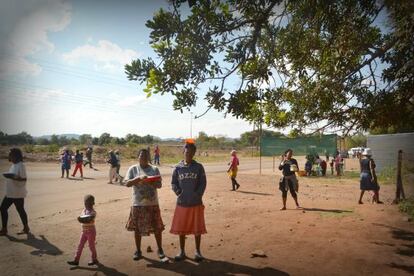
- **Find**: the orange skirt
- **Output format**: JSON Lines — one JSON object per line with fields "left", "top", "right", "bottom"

{"left": 170, "top": 204, "right": 207, "bottom": 235}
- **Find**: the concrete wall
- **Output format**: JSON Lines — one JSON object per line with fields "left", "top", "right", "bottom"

{"left": 367, "top": 132, "right": 414, "bottom": 172}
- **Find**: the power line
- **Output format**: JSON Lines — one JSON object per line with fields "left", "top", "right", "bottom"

{"left": 0, "top": 79, "right": 171, "bottom": 112}
{"left": 0, "top": 53, "right": 134, "bottom": 83}
{"left": 0, "top": 81, "right": 180, "bottom": 117}
{"left": 1, "top": 58, "right": 137, "bottom": 89}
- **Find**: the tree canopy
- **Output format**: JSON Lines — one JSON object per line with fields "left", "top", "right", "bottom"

{"left": 125, "top": 0, "right": 413, "bottom": 135}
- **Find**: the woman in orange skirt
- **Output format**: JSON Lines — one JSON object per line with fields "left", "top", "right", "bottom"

{"left": 170, "top": 142, "right": 207, "bottom": 262}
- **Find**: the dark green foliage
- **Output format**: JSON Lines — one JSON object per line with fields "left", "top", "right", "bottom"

{"left": 0, "top": 131, "right": 34, "bottom": 145}
{"left": 126, "top": 0, "right": 414, "bottom": 134}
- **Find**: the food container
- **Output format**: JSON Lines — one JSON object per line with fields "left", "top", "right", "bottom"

{"left": 78, "top": 214, "right": 94, "bottom": 223}
{"left": 2, "top": 173, "right": 15, "bottom": 179}
{"left": 143, "top": 175, "right": 161, "bottom": 183}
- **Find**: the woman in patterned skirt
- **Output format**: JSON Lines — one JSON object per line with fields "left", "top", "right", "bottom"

{"left": 125, "top": 149, "right": 166, "bottom": 261}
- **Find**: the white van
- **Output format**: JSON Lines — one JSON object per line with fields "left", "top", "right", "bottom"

{"left": 348, "top": 147, "right": 365, "bottom": 158}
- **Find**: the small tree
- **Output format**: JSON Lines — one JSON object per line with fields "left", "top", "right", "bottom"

{"left": 98, "top": 133, "right": 112, "bottom": 145}
{"left": 126, "top": 0, "right": 414, "bottom": 135}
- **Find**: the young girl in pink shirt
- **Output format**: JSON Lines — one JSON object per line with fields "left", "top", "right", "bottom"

{"left": 67, "top": 195, "right": 98, "bottom": 266}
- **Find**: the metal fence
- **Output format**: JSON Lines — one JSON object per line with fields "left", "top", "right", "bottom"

{"left": 367, "top": 132, "right": 414, "bottom": 173}
{"left": 261, "top": 134, "right": 337, "bottom": 157}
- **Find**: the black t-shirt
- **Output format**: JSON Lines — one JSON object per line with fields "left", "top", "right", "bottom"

{"left": 279, "top": 158, "right": 298, "bottom": 176}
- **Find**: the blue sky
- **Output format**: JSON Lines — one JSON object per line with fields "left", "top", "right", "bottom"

{"left": 0, "top": 0, "right": 254, "bottom": 139}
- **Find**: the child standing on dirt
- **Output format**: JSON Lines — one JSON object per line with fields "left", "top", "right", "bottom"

{"left": 72, "top": 150, "right": 83, "bottom": 178}
{"left": 170, "top": 142, "right": 207, "bottom": 262}
{"left": 61, "top": 150, "right": 71, "bottom": 178}
{"left": 125, "top": 148, "right": 166, "bottom": 262}
{"left": 227, "top": 150, "right": 240, "bottom": 191}
{"left": 67, "top": 194, "right": 98, "bottom": 266}
{"left": 0, "top": 148, "right": 30, "bottom": 236}
{"left": 154, "top": 145, "right": 160, "bottom": 165}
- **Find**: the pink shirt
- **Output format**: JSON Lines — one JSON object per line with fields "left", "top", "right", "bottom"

{"left": 334, "top": 156, "right": 342, "bottom": 165}
{"left": 80, "top": 208, "right": 96, "bottom": 230}
{"left": 230, "top": 156, "right": 239, "bottom": 170}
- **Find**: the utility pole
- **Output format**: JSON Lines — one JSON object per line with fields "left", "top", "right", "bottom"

{"left": 259, "top": 122, "right": 262, "bottom": 175}
{"left": 393, "top": 150, "right": 405, "bottom": 204}
{"left": 190, "top": 112, "right": 193, "bottom": 138}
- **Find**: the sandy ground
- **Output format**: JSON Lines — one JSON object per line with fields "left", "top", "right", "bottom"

{"left": 0, "top": 158, "right": 413, "bottom": 276}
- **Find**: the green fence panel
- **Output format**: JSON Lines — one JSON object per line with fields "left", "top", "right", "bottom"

{"left": 261, "top": 134, "right": 337, "bottom": 156}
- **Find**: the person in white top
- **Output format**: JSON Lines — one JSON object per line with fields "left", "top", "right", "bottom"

{"left": 0, "top": 148, "right": 29, "bottom": 235}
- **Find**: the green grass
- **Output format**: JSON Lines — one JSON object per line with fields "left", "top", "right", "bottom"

{"left": 341, "top": 171, "right": 360, "bottom": 179}
{"left": 399, "top": 197, "right": 414, "bottom": 220}
{"left": 377, "top": 166, "right": 396, "bottom": 184}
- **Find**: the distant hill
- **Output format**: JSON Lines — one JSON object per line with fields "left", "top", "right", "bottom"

{"left": 37, "top": 134, "right": 80, "bottom": 140}
{"left": 162, "top": 137, "right": 183, "bottom": 142}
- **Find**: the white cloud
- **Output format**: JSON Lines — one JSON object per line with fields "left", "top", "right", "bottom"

{"left": 63, "top": 40, "right": 141, "bottom": 72}
{"left": 116, "top": 94, "right": 152, "bottom": 107}
{"left": 0, "top": 0, "right": 72, "bottom": 77}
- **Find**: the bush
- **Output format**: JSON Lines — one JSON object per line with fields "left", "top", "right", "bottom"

{"left": 377, "top": 166, "right": 396, "bottom": 184}
{"left": 23, "top": 144, "right": 34, "bottom": 153}
{"left": 399, "top": 197, "right": 414, "bottom": 220}
{"left": 47, "top": 144, "right": 60, "bottom": 153}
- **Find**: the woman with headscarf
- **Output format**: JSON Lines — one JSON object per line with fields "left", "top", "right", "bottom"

{"left": 358, "top": 148, "right": 383, "bottom": 204}
{"left": 227, "top": 150, "right": 240, "bottom": 191}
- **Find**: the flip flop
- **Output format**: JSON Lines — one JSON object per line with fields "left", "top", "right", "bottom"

{"left": 174, "top": 253, "right": 186, "bottom": 262}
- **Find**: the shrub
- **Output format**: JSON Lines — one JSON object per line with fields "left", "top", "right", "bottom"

{"left": 399, "top": 197, "right": 414, "bottom": 220}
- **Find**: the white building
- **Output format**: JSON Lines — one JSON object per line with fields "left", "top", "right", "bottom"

{"left": 367, "top": 132, "right": 414, "bottom": 172}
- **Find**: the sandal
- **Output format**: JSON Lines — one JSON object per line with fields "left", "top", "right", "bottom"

{"left": 88, "top": 260, "right": 99, "bottom": 266}
{"left": 174, "top": 252, "right": 186, "bottom": 262}
{"left": 194, "top": 252, "right": 204, "bottom": 262}
{"left": 133, "top": 250, "right": 142, "bottom": 261}
{"left": 158, "top": 249, "right": 169, "bottom": 263}
{"left": 67, "top": 260, "right": 79, "bottom": 266}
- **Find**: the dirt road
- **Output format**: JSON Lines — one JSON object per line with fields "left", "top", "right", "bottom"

{"left": 0, "top": 160, "right": 412, "bottom": 275}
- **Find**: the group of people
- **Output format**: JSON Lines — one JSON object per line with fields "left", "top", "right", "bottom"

{"left": 1, "top": 143, "right": 383, "bottom": 266}
{"left": 278, "top": 147, "right": 383, "bottom": 210}
{"left": 67, "top": 142, "right": 207, "bottom": 265}
{"left": 304, "top": 152, "right": 344, "bottom": 177}
{"left": 304, "top": 154, "right": 328, "bottom": 176}
{"left": 107, "top": 145, "right": 161, "bottom": 185}
{"left": 60, "top": 147, "right": 94, "bottom": 178}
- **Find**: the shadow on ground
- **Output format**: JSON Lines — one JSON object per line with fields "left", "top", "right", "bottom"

{"left": 373, "top": 223, "right": 414, "bottom": 274}
{"left": 7, "top": 233, "right": 63, "bottom": 256}
{"left": 70, "top": 263, "right": 128, "bottom": 276}
{"left": 236, "top": 190, "right": 274, "bottom": 196}
{"left": 303, "top": 208, "right": 353, "bottom": 213}
{"left": 143, "top": 256, "right": 289, "bottom": 276}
